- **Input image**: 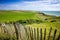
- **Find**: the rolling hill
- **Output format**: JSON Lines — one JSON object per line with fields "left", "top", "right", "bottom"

{"left": 0, "top": 10, "right": 60, "bottom": 40}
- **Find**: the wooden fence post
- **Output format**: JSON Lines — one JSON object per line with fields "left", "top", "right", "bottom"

{"left": 29, "top": 27, "right": 32, "bottom": 40}
{"left": 37, "top": 28, "right": 39, "bottom": 40}
{"left": 48, "top": 27, "right": 52, "bottom": 40}
{"left": 44, "top": 28, "right": 46, "bottom": 40}
{"left": 13, "top": 22, "right": 19, "bottom": 40}
{"left": 34, "top": 28, "right": 36, "bottom": 40}
{"left": 28, "top": 27, "right": 31, "bottom": 40}
{"left": 32, "top": 28, "right": 34, "bottom": 40}
{"left": 53, "top": 29, "right": 57, "bottom": 40}
{"left": 40, "top": 28, "right": 42, "bottom": 40}
{"left": 24, "top": 27, "right": 28, "bottom": 40}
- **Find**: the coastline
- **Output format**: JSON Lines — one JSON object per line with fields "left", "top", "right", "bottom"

{"left": 42, "top": 11, "right": 60, "bottom": 17}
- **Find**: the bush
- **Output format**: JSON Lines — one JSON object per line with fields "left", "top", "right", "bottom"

{"left": 14, "top": 19, "right": 43, "bottom": 24}
{"left": 50, "top": 20, "right": 56, "bottom": 22}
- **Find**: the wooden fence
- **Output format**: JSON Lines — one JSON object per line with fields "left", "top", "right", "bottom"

{"left": 0, "top": 23, "right": 60, "bottom": 40}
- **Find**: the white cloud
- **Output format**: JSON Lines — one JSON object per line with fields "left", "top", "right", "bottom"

{"left": 0, "top": 1, "right": 60, "bottom": 11}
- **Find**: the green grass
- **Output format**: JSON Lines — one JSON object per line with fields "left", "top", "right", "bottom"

{"left": 0, "top": 10, "right": 60, "bottom": 40}
{"left": 25, "top": 21, "right": 60, "bottom": 40}
{"left": 0, "top": 10, "right": 38, "bottom": 23}
{"left": 0, "top": 10, "right": 60, "bottom": 29}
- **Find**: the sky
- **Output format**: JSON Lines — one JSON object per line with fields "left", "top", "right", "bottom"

{"left": 0, "top": 0, "right": 60, "bottom": 11}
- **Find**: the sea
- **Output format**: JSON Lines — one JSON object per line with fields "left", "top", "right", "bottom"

{"left": 42, "top": 11, "right": 60, "bottom": 16}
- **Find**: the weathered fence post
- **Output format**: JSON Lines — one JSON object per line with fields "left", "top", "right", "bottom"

{"left": 27, "top": 27, "right": 30, "bottom": 40}
{"left": 28, "top": 27, "right": 31, "bottom": 40}
{"left": 13, "top": 22, "right": 19, "bottom": 40}
{"left": 53, "top": 29, "right": 57, "bottom": 40}
{"left": 30, "top": 27, "right": 33, "bottom": 40}
{"left": 32, "top": 28, "right": 34, "bottom": 40}
{"left": 30, "top": 27, "right": 32, "bottom": 40}
{"left": 40, "top": 28, "right": 42, "bottom": 40}
{"left": 34, "top": 28, "right": 36, "bottom": 40}
{"left": 44, "top": 28, "right": 46, "bottom": 40}
{"left": 24, "top": 27, "right": 28, "bottom": 40}
{"left": 37, "top": 28, "right": 39, "bottom": 40}
{"left": 48, "top": 27, "right": 52, "bottom": 40}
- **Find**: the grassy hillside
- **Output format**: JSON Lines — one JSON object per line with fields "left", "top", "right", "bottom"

{"left": 0, "top": 10, "right": 60, "bottom": 40}
{"left": 0, "top": 10, "right": 60, "bottom": 32}
{"left": 25, "top": 12, "right": 60, "bottom": 40}
{"left": 0, "top": 10, "right": 38, "bottom": 23}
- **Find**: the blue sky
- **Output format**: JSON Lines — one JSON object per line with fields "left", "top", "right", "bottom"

{"left": 0, "top": 0, "right": 60, "bottom": 11}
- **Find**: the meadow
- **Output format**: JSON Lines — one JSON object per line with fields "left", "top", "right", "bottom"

{"left": 0, "top": 10, "right": 38, "bottom": 23}
{"left": 0, "top": 10, "right": 60, "bottom": 40}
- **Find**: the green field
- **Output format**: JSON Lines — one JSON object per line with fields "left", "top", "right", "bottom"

{"left": 0, "top": 10, "right": 38, "bottom": 23}
{"left": 0, "top": 10, "right": 60, "bottom": 40}
{"left": 0, "top": 10, "right": 60, "bottom": 30}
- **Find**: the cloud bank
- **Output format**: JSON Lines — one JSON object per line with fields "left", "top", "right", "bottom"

{"left": 0, "top": 0, "right": 60, "bottom": 11}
